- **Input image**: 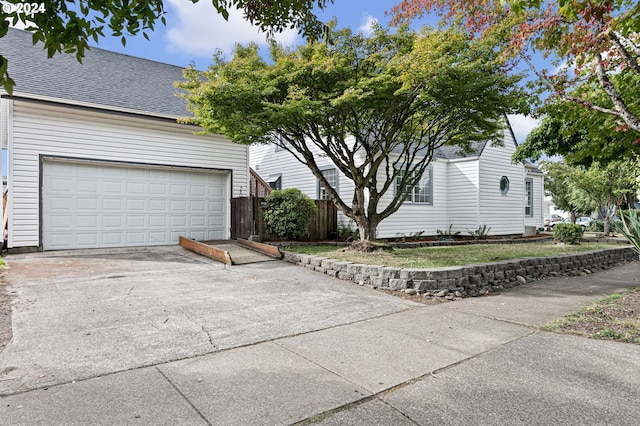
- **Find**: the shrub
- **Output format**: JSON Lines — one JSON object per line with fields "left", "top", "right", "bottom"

{"left": 263, "top": 188, "right": 318, "bottom": 240}
{"left": 553, "top": 223, "right": 583, "bottom": 245}
{"left": 587, "top": 219, "right": 604, "bottom": 232}
{"left": 467, "top": 224, "right": 491, "bottom": 240}
{"left": 337, "top": 220, "right": 359, "bottom": 242}
{"left": 615, "top": 210, "right": 640, "bottom": 257}
{"left": 437, "top": 224, "right": 460, "bottom": 240}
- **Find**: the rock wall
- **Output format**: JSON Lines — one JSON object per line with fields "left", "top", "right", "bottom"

{"left": 281, "top": 247, "right": 638, "bottom": 300}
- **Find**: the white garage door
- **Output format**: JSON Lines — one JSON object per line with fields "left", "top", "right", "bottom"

{"left": 42, "top": 160, "right": 228, "bottom": 250}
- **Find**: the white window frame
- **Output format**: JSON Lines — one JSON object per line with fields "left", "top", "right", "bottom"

{"left": 395, "top": 168, "right": 433, "bottom": 205}
{"left": 525, "top": 178, "right": 534, "bottom": 217}
{"left": 317, "top": 168, "right": 338, "bottom": 200}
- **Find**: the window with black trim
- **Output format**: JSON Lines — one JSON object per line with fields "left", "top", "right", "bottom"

{"left": 500, "top": 176, "right": 510, "bottom": 195}
{"left": 395, "top": 168, "right": 433, "bottom": 204}
{"left": 268, "top": 174, "right": 282, "bottom": 190}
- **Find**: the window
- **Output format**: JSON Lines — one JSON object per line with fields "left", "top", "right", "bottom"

{"left": 317, "top": 168, "right": 338, "bottom": 200}
{"left": 268, "top": 174, "right": 282, "bottom": 190}
{"left": 395, "top": 168, "right": 432, "bottom": 204}
{"left": 525, "top": 178, "right": 533, "bottom": 217}
{"left": 500, "top": 176, "right": 510, "bottom": 195}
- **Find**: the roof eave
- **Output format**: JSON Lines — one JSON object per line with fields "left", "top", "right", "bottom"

{"left": 2, "top": 91, "right": 185, "bottom": 121}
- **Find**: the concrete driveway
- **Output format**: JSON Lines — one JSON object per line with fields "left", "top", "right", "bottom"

{"left": 1, "top": 246, "right": 639, "bottom": 425}
{"left": 0, "top": 246, "right": 417, "bottom": 396}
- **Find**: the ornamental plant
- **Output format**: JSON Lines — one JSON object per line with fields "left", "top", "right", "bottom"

{"left": 553, "top": 223, "right": 583, "bottom": 245}
{"left": 263, "top": 188, "right": 318, "bottom": 240}
{"left": 615, "top": 210, "right": 640, "bottom": 258}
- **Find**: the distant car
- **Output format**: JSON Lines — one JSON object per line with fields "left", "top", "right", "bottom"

{"left": 560, "top": 216, "right": 593, "bottom": 230}
{"left": 544, "top": 214, "right": 564, "bottom": 227}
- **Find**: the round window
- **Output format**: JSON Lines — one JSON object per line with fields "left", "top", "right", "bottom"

{"left": 500, "top": 176, "right": 510, "bottom": 195}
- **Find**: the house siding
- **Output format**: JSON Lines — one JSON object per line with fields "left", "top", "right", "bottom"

{"left": 7, "top": 100, "right": 249, "bottom": 248}
{"left": 478, "top": 132, "right": 525, "bottom": 235}
{"left": 373, "top": 160, "right": 449, "bottom": 239}
{"left": 447, "top": 159, "right": 480, "bottom": 233}
{"left": 250, "top": 128, "right": 533, "bottom": 239}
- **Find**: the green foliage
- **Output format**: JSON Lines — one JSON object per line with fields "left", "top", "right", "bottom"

{"left": 392, "top": 0, "right": 640, "bottom": 135}
{"left": 567, "top": 160, "right": 640, "bottom": 235}
{"left": 540, "top": 161, "right": 582, "bottom": 215}
{"left": 553, "top": 223, "right": 583, "bottom": 245}
{"left": 587, "top": 219, "right": 604, "bottom": 232}
{"left": 263, "top": 188, "right": 318, "bottom": 240}
{"left": 467, "top": 224, "right": 492, "bottom": 240}
{"left": 336, "top": 220, "right": 359, "bottom": 242}
{"left": 437, "top": 225, "right": 461, "bottom": 240}
{"left": 178, "top": 22, "right": 526, "bottom": 243}
{"left": 615, "top": 210, "right": 640, "bottom": 257}
{"left": 0, "top": 0, "right": 328, "bottom": 93}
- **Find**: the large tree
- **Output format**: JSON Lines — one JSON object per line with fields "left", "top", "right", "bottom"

{"left": 566, "top": 160, "right": 640, "bottom": 235}
{"left": 177, "top": 24, "right": 526, "bottom": 247}
{"left": 0, "top": 0, "right": 330, "bottom": 93}
{"left": 539, "top": 161, "right": 586, "bottom": 223}
{"left": 390, "top": 0, "right": 640, "bottom": 136}
{"left": 512, "top": 100, "right": 640, "bottom": 167}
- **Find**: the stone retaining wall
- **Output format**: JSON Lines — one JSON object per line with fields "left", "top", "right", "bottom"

{"left": 281, "top": 246, "right": 638, "bottom": 300}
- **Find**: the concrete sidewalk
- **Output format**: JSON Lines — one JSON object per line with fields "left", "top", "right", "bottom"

{"left": 0, "top": 248, "right": 639, "bottom": 425}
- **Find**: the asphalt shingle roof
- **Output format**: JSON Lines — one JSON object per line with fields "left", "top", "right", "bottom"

{"left": 1, "top": 28, "right": 190, "bottom": 118}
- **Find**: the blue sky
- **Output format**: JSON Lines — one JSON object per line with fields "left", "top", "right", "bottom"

{"left": 82, "top": 1, "right": 538, "bottom": 143}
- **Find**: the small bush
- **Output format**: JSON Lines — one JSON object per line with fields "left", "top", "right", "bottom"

{"left": 553, "top": 223, "right": 583, "bottom": 245}
{"left": 467, "top": 224, "right": 491, "bottom": 240}
{"left": 587, "top": 219, "right": 604, "bottom": 232}
{"left": 337, "top": 220, "right": 359, "bottom": 242}
{"left": 437, "top": 224, "right": 460, "bottom": 240}
{"left": 263, "top": 188, "right": 318, "bottom": 240}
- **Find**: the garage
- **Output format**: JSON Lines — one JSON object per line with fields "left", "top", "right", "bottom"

{"left": 42, "top": 159, "right": 229, "bottom": 250}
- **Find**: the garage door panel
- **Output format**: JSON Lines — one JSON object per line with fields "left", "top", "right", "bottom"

{"left": 49, "top": 215, "right": 73, "bottom": 229}
{"left": 77, "top": 198, "right": 99, "bottom": 211}
{"left": 149, "top": 216, "right": 167, "bottom": 227}
{"left": 77, "top": 216, "right": 98, "bottom": 228}
{"left": 127, "top": 182, "right": 146, "bottom": 194}
{"left": 170, "top": 200, "right": 187, "bottom": 212}
{"left": 103, "top": 181, "right": 123, "bottom": 193}
{"left": 102, "top": 198, "right": 123, "bottom": 211}
{"left": 43, "top": 161, "right": 229, "bottom": 250}
{"left": 77, "top": 179, "right": 99, "bottom": 192}
{"left": 126, "top": 199, "right": 145, "bottom": 211}
{"left": 149, "top": 183, "right": 167, "bottom": 195}
{"left": 150, "top": 231, "right": 169, "bottom": 243}
{"left": 49, "top": 197, "right": 73, "bottom": 211}
{"left": 77, "top": 234, "right": 99, "bottom": 246}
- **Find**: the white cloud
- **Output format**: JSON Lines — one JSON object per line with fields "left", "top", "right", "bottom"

{"left": 358, "top": 14, "right": 378, "bottom": 37}
{"left": 164, "top": 0, "right": 299, "bottom": 59}
{"left": 507, "top": 114, "right": 540, "bottom": 144}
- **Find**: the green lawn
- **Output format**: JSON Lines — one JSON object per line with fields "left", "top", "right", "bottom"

{"left": 283, "top": 242, "right": 624, "bottom": 269}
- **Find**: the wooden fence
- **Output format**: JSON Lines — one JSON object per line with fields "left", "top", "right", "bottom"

{"left": 231, "top": 196, "right": 337, "bottom": 241}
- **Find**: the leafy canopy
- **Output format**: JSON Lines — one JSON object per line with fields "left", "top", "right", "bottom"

{"left": 178, "top": 23, "right": 526, "bottom": 243}
{"left": 390, "top": 0, "right": 640, "bottom": 136}
{"left": 0, "top": 0, "right": 330, "bottom": 93}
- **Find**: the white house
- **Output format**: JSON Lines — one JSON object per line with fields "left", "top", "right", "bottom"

{"left": 251, "top": 123, "right": 544, "bottom": 239}
{"left": 0, "top": 29, "right": 249, "bottom": 251}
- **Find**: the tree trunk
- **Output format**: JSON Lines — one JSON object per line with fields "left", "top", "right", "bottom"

{"left": 604, "top": 216, "right": 611, "bottom": 236}
{"left": 350, "top": 214, "right": 382, "bottom": 252}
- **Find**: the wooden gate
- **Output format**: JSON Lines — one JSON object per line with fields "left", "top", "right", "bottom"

{"left": 230, "top": 197, "right": 252, "bottom": 239}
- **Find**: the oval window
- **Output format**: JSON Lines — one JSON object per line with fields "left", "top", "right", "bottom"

{"left": 500, "top": 176, "right": 510, "bottom": 195}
